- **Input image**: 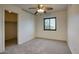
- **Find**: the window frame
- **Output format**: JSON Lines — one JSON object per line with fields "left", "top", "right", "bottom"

{"left": 44, "top": 17, "right": 57, "bottom": 31}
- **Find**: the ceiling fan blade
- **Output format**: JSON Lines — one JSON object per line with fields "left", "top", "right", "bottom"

{"left": 29, "top": 8, "right": 37, "bottom": 9}
{"left": 34, "top": 11, "right": 38, "bottom": 15}
{"left": 46, "top": 7, "right": 53, "bottom": 10}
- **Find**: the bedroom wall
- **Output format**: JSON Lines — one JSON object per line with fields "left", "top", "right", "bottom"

{"left": 35, "top": 10, "right": 67, "bottom": 41}
{"left": 0, "top": 6, "right": 5, "bottom": 52}
{"left": 67, "top": 5, "right": 79, "bottom": 53}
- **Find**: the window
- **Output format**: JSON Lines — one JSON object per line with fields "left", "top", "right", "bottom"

{"left": 44, "top": 17, "right": 56, "bottom": 31}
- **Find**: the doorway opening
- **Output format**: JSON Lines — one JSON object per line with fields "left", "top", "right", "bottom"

{"left": 5, "top": 10, "right": 18, "bottom": 47}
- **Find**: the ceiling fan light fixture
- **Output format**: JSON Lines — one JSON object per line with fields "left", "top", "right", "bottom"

{"left": 37, "top": 9, "right": 44, "bottom": 13}
{"left": 40, "top": 4, "right": 43, "bottom": 7}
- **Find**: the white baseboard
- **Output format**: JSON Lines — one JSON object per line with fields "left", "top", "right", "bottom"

{"left": 35, "top": 37, "right": 67, "bottom": 42}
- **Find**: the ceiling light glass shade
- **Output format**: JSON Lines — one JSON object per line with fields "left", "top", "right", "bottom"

{"left": 8, "top": 10, "right": 12, "bottom": 13}
{"left": 37, "top": 9, "right": 44, "bottom": 13}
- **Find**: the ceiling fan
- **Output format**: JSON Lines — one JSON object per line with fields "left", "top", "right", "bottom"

{"left": 29, "top": 4, "right": 53, "bottom": 15}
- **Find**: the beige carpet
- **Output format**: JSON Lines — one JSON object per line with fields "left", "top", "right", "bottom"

{"left": 5, "top": 38, "right": 17, "bottom": 47}
{"left": 4, "top": 39, "right": 71, "bottom": 54}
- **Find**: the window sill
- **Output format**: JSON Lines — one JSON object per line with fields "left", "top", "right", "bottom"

{"left": 44, "top": 29, "right": 56, "bottom": 31}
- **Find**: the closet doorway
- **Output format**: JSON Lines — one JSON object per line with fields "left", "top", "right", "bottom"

{"left": 5, "top": 10, "right": 18, "bottom": 47}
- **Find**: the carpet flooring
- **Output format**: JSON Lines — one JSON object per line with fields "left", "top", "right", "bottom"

{"left": 5, "top": 38, "right": 17, "bottom": 47}
{"left": 4, "top": 39, "right": 71, "bottom": 54}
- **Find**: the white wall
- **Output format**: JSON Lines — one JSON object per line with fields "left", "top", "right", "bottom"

{"left": 18, "top": 10, "right": 35, "bottom": 44}
{"left": 0, "top": 7, "right": 5, "bottom": 52}
{"left": 67, "top": 5, "right": 79, "bottom": 53}
{"left": 0, "top": 5, "right": 35, "bottom": 52}
{"left": 35, "top": 10, "right": 67, "bottom": 41}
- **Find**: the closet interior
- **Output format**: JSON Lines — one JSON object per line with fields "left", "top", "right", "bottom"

{"left": 5, "top": 10, "right": 18, "bottom": 47}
